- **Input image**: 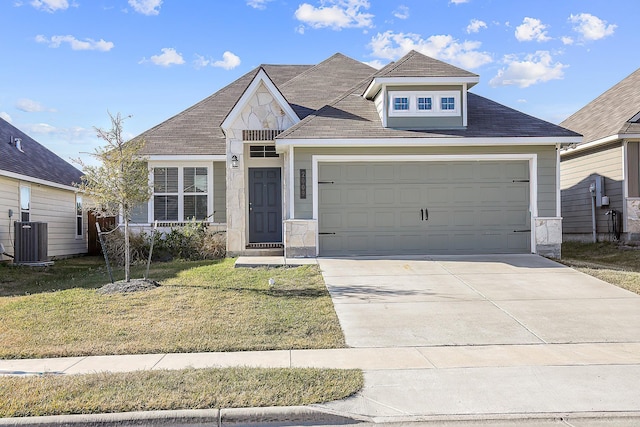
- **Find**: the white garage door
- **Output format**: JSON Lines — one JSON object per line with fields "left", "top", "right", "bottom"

{"left": 318, "top": 161, "right": 531, "bottom": 256}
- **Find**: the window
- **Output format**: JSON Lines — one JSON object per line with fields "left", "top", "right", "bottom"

{"left": 388, "top": 91, "right": 460, "bottom": 117}
{"left": 393, "top": 97, "right": 409, "bottom": 111}
{"left": 152, "top": 166, "right": 210, "bottom": 222}
{"left": 417, "top": 97, "right": 432, "bottom": 111}
{"left": 20, "top": 185, "right": 30, "bottom": 222}
{"left": 441, "top": 97, "right": 455, "bottom": 110}
{"left": 249, "top": 145, "right": 279, "bottom": 158}
{"left": 75, "top": 195, "right": 83, "bottom": 238}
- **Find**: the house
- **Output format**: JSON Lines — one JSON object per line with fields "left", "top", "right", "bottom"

{"left": 560, "top": 67, "right": 640, "bottom": 242}
{"left": 0, "top": 117, "right": 87, "bottom": 260}
{"left": 131, "top": 51, "right": 581, "bottom": 258}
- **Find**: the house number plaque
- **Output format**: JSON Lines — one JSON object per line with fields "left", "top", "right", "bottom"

{"left": 300, "top": 169, "right": 307, "bottom": 199}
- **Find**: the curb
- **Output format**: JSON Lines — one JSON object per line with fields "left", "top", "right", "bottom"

{"left": 0, "top": 406, "right": 365, "bottom": 427}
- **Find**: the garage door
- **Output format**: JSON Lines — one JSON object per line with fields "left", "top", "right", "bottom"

{"left": 318, "top": 161, "right": 530, "bottom": 256}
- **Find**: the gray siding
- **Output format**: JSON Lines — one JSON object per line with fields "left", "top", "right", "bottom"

{"left": 386, "top": 85, "right": 464, "bottom": 130}
{"left": 213, "top": 161, "right": 226, "bottom": 223}
{"left": 293, "top": 145, "right": 558, "bottom": 219}
{"left": 560, "top": 142, "right": 623, "bottom": 234}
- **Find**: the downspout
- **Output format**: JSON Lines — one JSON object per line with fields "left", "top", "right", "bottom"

{"left": 589, "top": 182, "right": 597, "bottom": 242}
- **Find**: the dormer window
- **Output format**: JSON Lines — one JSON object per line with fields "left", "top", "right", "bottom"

{"left": 417, "top": 97, "right": 433, "bottom": 111}
{"left": 389, "top": 91, "right": 460, "bottom": 117}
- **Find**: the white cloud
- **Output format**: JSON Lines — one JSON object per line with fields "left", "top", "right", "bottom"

{"left": 0, "top": 112, "right": 12, "bottom": 122}
{"left": 515, "top": 17, "right": 551, "bottom": 42}
{"left": 369, "top": 31, "right": 492, "bottom": 70}
{"left": 517, "top": 99, "right": 527, "bottom": 103}
{"left": 247, "top": 0, "right": 271, "bottom": 9}
{"left": 489, "top": 51, "right": 567, "bottom": 88}
{"left": 294, "top": 0, "right": 374, "bottom": 30}
{"left": 569, "top": 13, "right": 616, "bottom": 41}
{"left": 30, "top": 0, "right": 68, "bottom": 12}
{"left": 213, "top": 51, "right": 241, "bottom": 70}
{"left": 16, "top": 98, "right": 56, "bottom": 113}
{"left": 466, "top": 19, "right": 487, "bottom": 34}
{"left": 195, "top": 51, "right": 241, "bottom": 70}
{"left": 393, "top": 5, "right": 409, "bottom": 20}
{"left": 35, "top": 34, "right": 114, "bottom": 51}
{"left": 128, "top": 0, "right": 162, "bottom": 16}
{"left": 363, "top": 59, "right": 386, "bottom": 69}
{"left": 144, "top": 48, "right": 185, "bottom": 67}
{"left": 450, "top": 0, "right": 469, "bottom": 4}
{"left": 561, "top": 36, "right": 574, "bottom": 45}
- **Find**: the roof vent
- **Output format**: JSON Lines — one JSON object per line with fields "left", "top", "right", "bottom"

{"left": 9, "top": 136, "right": 24, "bottom": 153}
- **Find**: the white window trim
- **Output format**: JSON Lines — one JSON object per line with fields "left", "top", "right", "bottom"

{"left": 75, "top": 194, "right": 83, "bottom": 239}
{"left": 19, "top": 183, "right": 30, "bottom": 222}
{"left": 148, "top": 162, "right": 214, "bottom": 223}
{"left": 312, "top": 154, "right": 538, "bottom": 256}
{"left": 388, "top": 91, "right": 460, "bottom": 117}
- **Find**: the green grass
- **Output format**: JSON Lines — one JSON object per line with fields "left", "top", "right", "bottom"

{"left": 0, "top": 257, "right": 345, "bottom": 359}
{"left": 0, "top": 368, "right": 364, "bottom": 417}
{"left": 562, "top": 241, "right": 640, "bottom": 295}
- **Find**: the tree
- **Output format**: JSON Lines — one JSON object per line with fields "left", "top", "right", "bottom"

{"left": 75, "top": 112, "right": 151, "bottom": 282}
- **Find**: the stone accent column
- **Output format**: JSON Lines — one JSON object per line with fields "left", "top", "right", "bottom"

{"left": 626, "top": 199, "right": 640, "bottom": 240}
{"left": 535, "top": 217, "right": 562, "bottom": 258}
{"left": 284, "top": 220, "right": 317, "bottom": 258}
{"left": 226, "top": 139, "right": 245, "bottom": 256}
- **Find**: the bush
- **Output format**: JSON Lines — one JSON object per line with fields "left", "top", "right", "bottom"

{"left": 100, "top": 222, "right": 226, "bottom": 265}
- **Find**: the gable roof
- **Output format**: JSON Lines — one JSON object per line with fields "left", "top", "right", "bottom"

{"left": 0, "top": 118, "right": 82, "bottom": 188}
{"left": 136, "top": 64, "right": 312, "bottom": 156}
{"left": 560, "top": 67, "right": 640, "bottom": 144}
{"left": 373, "top": 50, "right": 478, "bottom": 79}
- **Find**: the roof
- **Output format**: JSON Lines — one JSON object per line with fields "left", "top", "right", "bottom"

{"left": 560, "top": 67, "right": 640, "bottom": 144}
{"left": 136, "top": 51, "right": 578, "bottom": 155}
{"left": 136, "top": 65, "right": 312, "bottom": 156}
{"left": 0, "top": 118, "right": 83, "bottom": 188}
{"left": 278, "top": 84, "right": 581, "bottom": 140}
{"left": 372, "top": 50, "right": 478, "bottom": 79}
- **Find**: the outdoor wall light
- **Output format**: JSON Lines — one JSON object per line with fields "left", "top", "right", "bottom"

{"left": 231, "top": 155, "right": 239, "bottom": 169}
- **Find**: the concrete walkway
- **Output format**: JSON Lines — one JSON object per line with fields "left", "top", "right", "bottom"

{"left": 3, "top": 254, "right": 640, "bottom": 426}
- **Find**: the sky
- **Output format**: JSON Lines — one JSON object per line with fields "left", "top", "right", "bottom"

{"left": 1, "top": 0, "right": 638, "bottom": 167}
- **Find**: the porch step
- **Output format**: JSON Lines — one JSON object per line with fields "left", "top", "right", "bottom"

{"left": 242, "top": 248, "right": 284, "bottom": 257}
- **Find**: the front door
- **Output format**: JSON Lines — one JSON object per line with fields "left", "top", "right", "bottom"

{"left": 249, "top": 168, "right": 282, "bottom": 243}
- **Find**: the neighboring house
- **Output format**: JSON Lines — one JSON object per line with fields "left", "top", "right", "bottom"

{"left": 0, "top": 118, "right": 87, "bottom": 260}
{"left": 560, "top": 67, "right": 640, "bottom": 242}
{"left": 131, "top": 51, "right": 580, "bottom": 258}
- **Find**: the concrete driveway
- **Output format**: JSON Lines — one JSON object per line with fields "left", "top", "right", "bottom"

{"left": 316, "top": 254, "right": 640, "bottom": 423}
{"left": 318, "top": 254, "right": 640, "bottom": 347}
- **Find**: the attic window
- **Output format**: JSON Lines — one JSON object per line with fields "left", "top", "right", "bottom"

{"left": 630, "top": 112, "right": 640, "bottom": 123}
{"left": 249, "top": 145, "right": 279, "bottom": 158}
{"left": 389, "top": 91, "right": 460, "bottom": 117}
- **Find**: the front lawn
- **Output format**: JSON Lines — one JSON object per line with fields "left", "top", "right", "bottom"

{"left": 0, "top": 367, "right": 363, "bottom": 417}
{"left": 562, "top": 241, "right": 640, "bottom": 295}
{"left": 0, "top": 257, "right": 345, "bottom": 359}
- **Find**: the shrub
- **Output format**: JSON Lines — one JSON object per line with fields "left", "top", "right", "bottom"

{"left": 101, "top": 229, "right": 150, "bottom": 266}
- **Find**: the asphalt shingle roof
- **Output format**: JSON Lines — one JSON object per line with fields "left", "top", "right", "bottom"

{"left": 0, "top": 118, "right": 83, "bottom": 187}
{"left": 560, "top": 67, "right": 640, "bottom": 144}
{"left": 135, "top": 50, "right": 578, "bottom": 155}
{"left": 371, "top": 50, "right": 479, "bottom": 79}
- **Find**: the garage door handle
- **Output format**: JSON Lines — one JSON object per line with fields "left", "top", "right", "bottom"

{"left": 425, "top": 208, "right": 428, "bottom": 221}
{"left": 420, "top": 209, "right": 423, "bottom": 221}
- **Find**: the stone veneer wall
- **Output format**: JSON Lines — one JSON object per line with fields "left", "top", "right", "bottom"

{"left": 535, "top": 217, "right": 562, "bottom": 258}
{"left": 626, "top": 199, "right": 640, "bottom": 240}
{"left": 225, "top": 82, "right": 295, "bottom": 255}
{"left": 284, "top": 220, "right": 317, "bottom": 258}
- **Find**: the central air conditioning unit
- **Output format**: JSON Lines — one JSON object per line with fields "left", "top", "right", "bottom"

{"left": 14, "top": 222, "right": 49, "bottom": 264}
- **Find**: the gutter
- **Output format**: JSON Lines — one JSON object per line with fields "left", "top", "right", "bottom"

{"left": 560, "top": 134, "right": 640, "bottom": 156}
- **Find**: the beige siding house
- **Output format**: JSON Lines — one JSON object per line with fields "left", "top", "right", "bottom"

{"left": 560, "top": 67, "right": 640, "bottom": 242}
{"left": 132, "top": 51, "right": 580, "bottom": 258}
{"left": 0, "top": 118, "right": 87, "bottom": 261}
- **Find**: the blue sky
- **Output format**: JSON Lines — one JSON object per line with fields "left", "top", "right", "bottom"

{"left": 1, "top": 0, "right": 637, "bottom": 166}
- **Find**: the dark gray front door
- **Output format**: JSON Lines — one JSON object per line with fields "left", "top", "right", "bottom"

{"left": 249, "top": 168, "right": 282, "bottom": 243}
